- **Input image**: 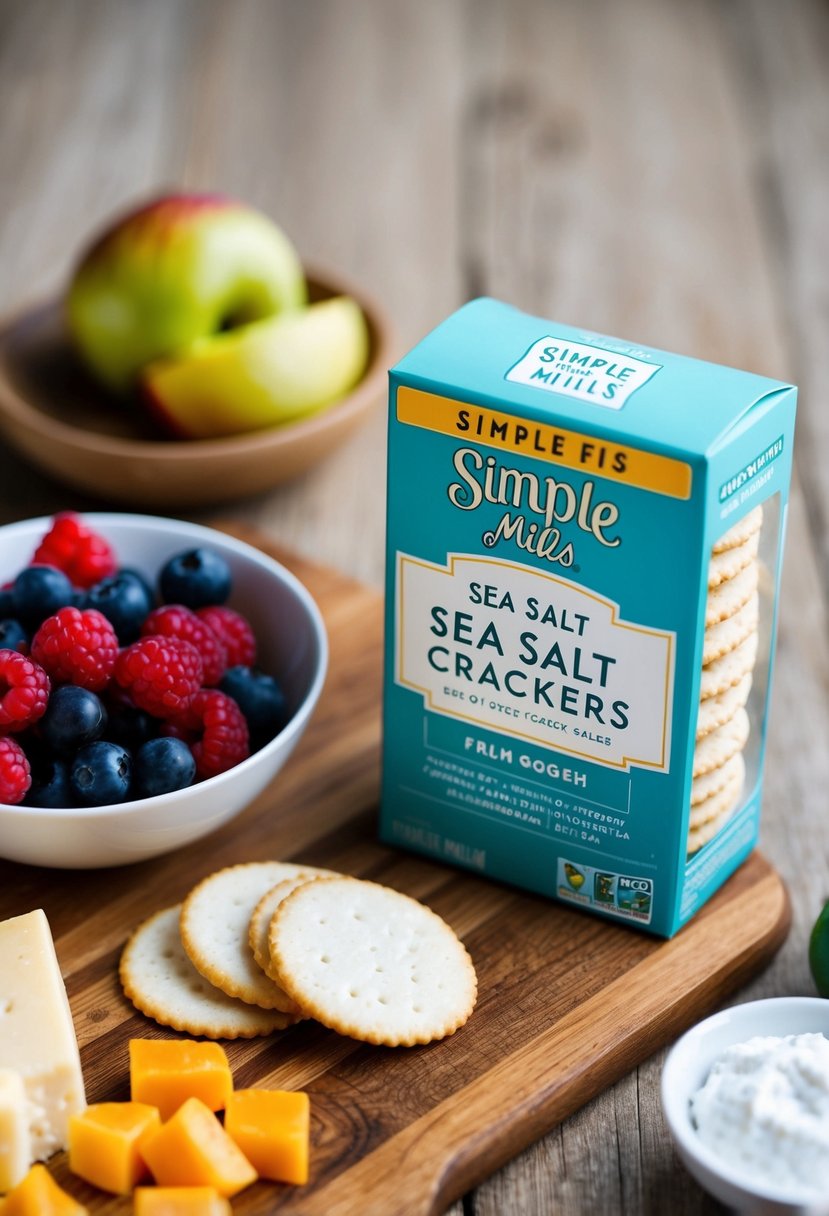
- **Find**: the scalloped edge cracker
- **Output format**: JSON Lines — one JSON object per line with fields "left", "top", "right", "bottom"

{"left": 712, "top": 505, "right": 763, "bottom": 555}
{"left": 700, "top": 630, "right": 759, "bottom": 700}
{"left": 119, "top": 906, "right": 295, "bottom": 1039}
{"left": 269, "top": 877, "right": 477, "bottom": 1047}
{"left": 687, "top": 788, "right": 744, "bottom": 855}
{"left": 692, "top": 708, "right": 750, "bottom": 779}
{"left": 180, "top": 861, "right": 338, "bottom": 1011}
{"left": 708, "top": 531, "right": 760, "bottom": 589}
{"left": 689, "top": 753, "right": 745, "bottom": 831}
{"left": 702, "top": 593, "right": 759, "bottom": 666}
{"left": 690, "top": 751, "right": 745, "bottom": 807}
{"left": 696, "top": 673, "right": 752, "bottom": 740}
{"left": 249, "top": 877, "right": 321, "bottom": 1012}
{"left": 705, "top": 561, "right": 758, "bottom": 628}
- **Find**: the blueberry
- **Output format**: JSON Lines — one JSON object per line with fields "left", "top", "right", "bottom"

{"left": 0, "top": 618, "right": 28, "bottom": 653}
{"left": 159, "top": 548, "right": 232, "bottom": 609}
{"left": 134, "top": 737, "right": 196, "bottom": 797}
{"left": 70, "top": 741, "right": 132, "bottom": 806}
{"left": 121, "top": 566, "right": 156, "bottom": 604}
{"left": 85, "top": 569, "right": 154, "bottom": 643}
{"left": 105, "top": 699, "right": 157, "bottom": 750}
{"left": 40, "top": 685, "right": 107, "bottom": 755}
{"left": 0, "top": 587, "right": 14, "bottom": 616}
{"left": 24, "top": 756, "right": 72, "bottom": 808}
{"left": 12, "top": 565, "right": 75, "bottom": 627}
{"left": 219, "top": 666, "right": 287, "bottom": 749}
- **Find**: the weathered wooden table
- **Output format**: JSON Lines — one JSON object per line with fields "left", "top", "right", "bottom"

{"left": 0, "top": 1, "right": 826, "bottom": 1211}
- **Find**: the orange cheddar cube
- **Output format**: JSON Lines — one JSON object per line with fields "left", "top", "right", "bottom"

{"left": 133, "top": 1186, "right": 232, "bottom": 1215}
{"left": 141, "top": 1098, "right": 256, "bottom": 1198}
{"left": 2, "top": 1164, "right": 88, "bottom": 1215}
{"left": 129, "top": 1040, "right": 233, "bottom": 1121}
{"left": 68, "top": 1101, "right": 161, "bottom": 1194}
{"left": 224, "top": 1089, "right": 310, "bottom": 1184}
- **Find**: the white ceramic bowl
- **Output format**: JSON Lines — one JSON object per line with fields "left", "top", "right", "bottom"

{"left": 0, "top": 513, "right": 327, "bottom": 868}
{"left": 662, "top": 997, "right": 829, "bottom": 1215}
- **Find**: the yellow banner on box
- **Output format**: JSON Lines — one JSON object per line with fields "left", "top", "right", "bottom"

{"left": 396, "top": 386, "right": 692, "bottom": 499}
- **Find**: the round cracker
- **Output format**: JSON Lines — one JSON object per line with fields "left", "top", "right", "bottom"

{"left": 269, "top": 877, "right": 477, "bottom": 1046}
{"left": 702, "top": 593, "right": 759, "bottom": 666}
{"left": 700, "top": 630, "right": 758, "bottom": 700}
{"left": 119, "top": 906, "right": 294, "bottom": 1039}
{"left": 692, "top": 707, "right": 749, "bottom": 779}
{"left": 696, "top": 673, "right": 752, "bottom": 740}
{"left": 181, "top": 861, "right": 338, "bottom": 1010}
{"left": 249, "top": 877, "right": 319, "bottom": 1010}
{"left": 687, "top": 794, "right": 742, "bottom": 855}
{"left": 712, "top": 505, "right": 763, "bottom": 554}
{"left": 705, "top": 561, "right": 758, "bottom": 627}
{"left": 689, "top": 753, "right": 745, "bottom": 830}
{"left": 708, "top": 532, "right": 760, "bottom": 589}
{"left": 691, "top": 751, "right": 745, "bottom": 806}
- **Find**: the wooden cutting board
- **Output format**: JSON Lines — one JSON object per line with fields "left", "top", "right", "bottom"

{"left": 0, "top": 527, "right": 790, "bottom": 1216}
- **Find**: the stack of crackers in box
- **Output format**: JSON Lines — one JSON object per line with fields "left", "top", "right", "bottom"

{"left": 120, "top": 861, "right": 477, "bottom": 1046}
{"left": 688, "top": 505, "right": 763, "bottom": 855}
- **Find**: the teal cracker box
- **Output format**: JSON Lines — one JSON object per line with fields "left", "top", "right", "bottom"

{"left": 380, "top": 299, "right": 797, "bottom": 937}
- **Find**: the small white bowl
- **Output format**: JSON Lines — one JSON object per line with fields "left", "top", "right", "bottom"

{"left": 0, "top": 513, "right": 327, "bottom": 868}
{"left": 662, "top": 997, "right": 829, "bottom": 1215}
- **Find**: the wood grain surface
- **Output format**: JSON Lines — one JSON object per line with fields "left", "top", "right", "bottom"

{"left": 0, "top": 535, "right": 790, "bottom": 1215}
{"left": 0, "top": 2, "right": 826, "bottom": 1211}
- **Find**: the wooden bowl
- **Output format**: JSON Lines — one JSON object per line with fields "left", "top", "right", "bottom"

{"left": 0, "top": 271, "right": 391, "bottom": 508}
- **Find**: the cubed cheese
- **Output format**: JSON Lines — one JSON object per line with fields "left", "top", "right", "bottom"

{"left": 224, "top": 1088, "right": 310, "bottom": 1184}
{"left": 0, "top": 910, "right": 86, "bottom": 1160}
{"left": 133, "top": 1186, "right": 232, "bottom": 1215}
{"left": 68, "top": 1101, "right": 160, "bottom": 1194}
{"left": 0, "top": 1069, "right": 30, "bottom": 1193}
{"left": 1, "top": 1163, "right": 88, "bottom": 1215}
{"left": 129, "top": 1040, "right": 232, "bottom": 1121}
{"left": 141, "top": 1098, "right": 256, "bottom": 1198}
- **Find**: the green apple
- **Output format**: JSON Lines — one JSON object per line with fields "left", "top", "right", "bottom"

{"left": 141, "top": 296, "right": 370, "bottom": 438}
{"left": 67, "top": 195, "right": 306, "bottom": 393}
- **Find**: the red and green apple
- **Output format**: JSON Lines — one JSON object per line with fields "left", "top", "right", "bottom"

{"left": 67, "top": 195, "right": 307, "bottom": 394}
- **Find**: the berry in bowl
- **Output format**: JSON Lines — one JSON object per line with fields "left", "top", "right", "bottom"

{"left": 0, "top": 513, "right": 327, "bottom": 868}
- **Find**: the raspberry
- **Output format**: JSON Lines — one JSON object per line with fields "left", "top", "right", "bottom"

{"left": 31, "top": 607, "right": 119, "bottom": 692}
{"left": 196, "top": 606, "right": 257, "bottom": 668}
{"left": 0, "top": 736, "right": 31, "bottom": 804}
{"left": 171, "top": 689, "right": 249, "bottom": 779}
{"left": 114, "top": 636, "right": 203, "bottom": 719}
{"left": 33, "top": 512, "right": 117, "bottom": 589}
{"left": 142, "top": 605, "right": 227, "bottom": 686}
{"left": 0, "top": 650, "right": 51, "bottom": 733}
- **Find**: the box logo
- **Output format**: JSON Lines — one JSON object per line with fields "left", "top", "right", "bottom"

{"left": 506, "top": 336, "right": 661, "bottom": 410}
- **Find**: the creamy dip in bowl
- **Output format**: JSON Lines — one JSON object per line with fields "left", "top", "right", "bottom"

{"left": 662, "top": 998, "right": 829, "bottom": 1215}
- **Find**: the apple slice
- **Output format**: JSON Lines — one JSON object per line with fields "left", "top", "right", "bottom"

{"left": 142, "top": 297, "right": 370, "bottom": 439}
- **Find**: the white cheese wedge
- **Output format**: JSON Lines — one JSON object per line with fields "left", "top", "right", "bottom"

{"left": 0, "top": 1067, "right": 30, "bottom": 1192}
{"left": 0, "top": 909, "right": 86, "bottom": 1161}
